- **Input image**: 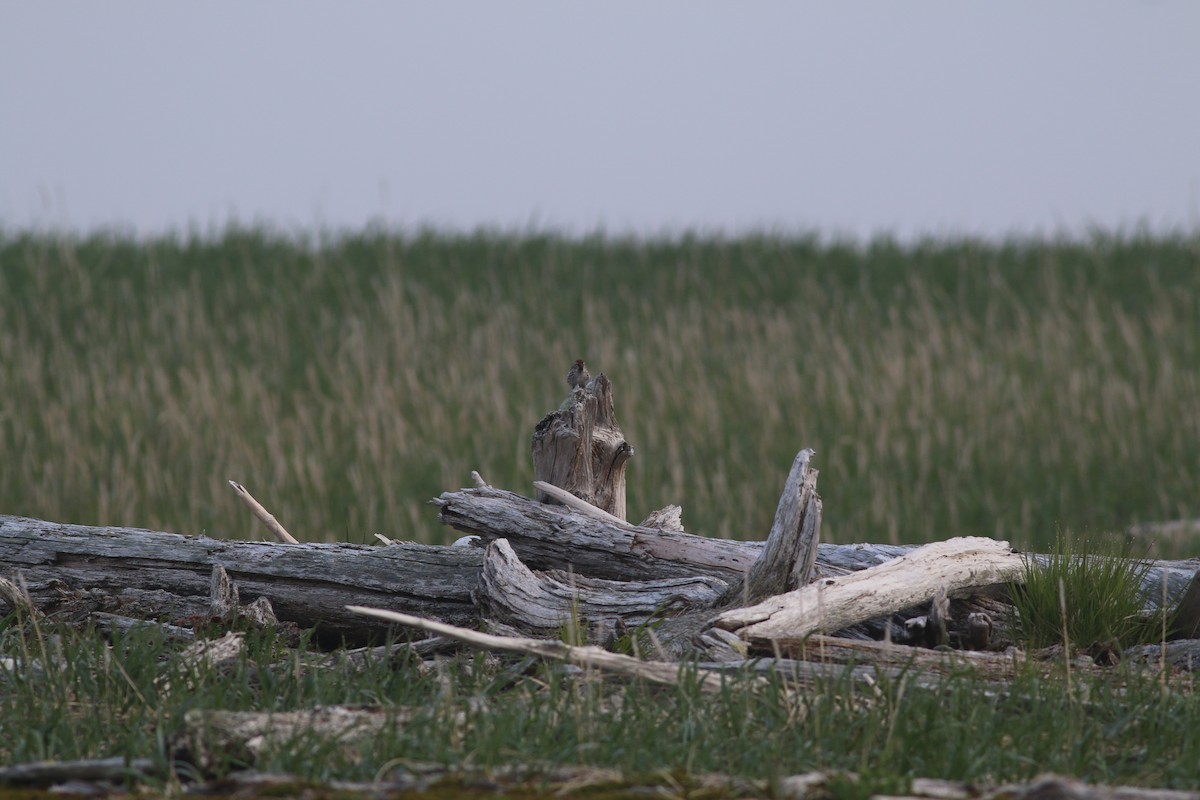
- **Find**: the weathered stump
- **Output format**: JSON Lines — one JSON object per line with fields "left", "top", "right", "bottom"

{"left": 531, "top": 372, "right": 633, "bottom": 520}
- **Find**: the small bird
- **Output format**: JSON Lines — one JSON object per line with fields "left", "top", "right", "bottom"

{"left": 567, "top": 359, "right": 591, "bottom": 389}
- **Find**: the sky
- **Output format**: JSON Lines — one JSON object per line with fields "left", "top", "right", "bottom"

{"left": 2, "top": 1, "right": 1199, "bottom": 241}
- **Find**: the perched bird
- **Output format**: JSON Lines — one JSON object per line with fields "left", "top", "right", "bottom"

{"left": 567, "top": 359, "right": 591, "bottom": 389}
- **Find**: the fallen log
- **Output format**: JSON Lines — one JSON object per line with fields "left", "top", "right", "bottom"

{"left": 434, "top": 484, "right": 757, "bottom": 583}
{"left": 0, "top": 514, "right": 481, "bottom": 642}
{"left": 4, "top": 509, "right": 1197, "bottom": 649}
{"left": 475, "top": 538, "right": 727, "bottom": 637}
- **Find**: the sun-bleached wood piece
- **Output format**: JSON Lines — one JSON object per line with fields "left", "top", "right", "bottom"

{"left": 228, "top": 480, "right": 299, "bottom": 544}
{"left": 638, "top": 504, "right": 685, "bottom": 531}
{"left": 533, "top": 481, "right": 626, "bottom": 526}
{"left": 713, "top": 537, "right": 1026, "bottom": 648}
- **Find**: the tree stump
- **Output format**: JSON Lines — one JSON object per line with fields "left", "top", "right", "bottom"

{"left": 531, "top": 373, "right": 633, "bottom": 520}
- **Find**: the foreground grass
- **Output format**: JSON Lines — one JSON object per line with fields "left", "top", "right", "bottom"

{"left": 1, "top": 229, "right": 1199, "bottom": 550}
{"left": 1, "top": 619, "right": 1199, "bottom": 790}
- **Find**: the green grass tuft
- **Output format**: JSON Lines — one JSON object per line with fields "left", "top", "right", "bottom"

{"left": 1011, "top": 532, "right": 1157, "bottom": 650}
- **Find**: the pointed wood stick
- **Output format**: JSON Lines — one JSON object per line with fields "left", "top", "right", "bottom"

{"left": 533, "top": 480, "right": 626, "bottom": 526}
{"left": 347, "top": 604, "right": 730, "bottom": 692}
{"left": 227, "top": 480, "right": 299, "bottom": 544}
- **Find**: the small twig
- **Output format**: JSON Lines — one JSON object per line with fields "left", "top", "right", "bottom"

{"left": 373, "top": 534, "right": 395, "bottom": 546}
{"left": 227, "top": 480, "right": 299, "bottom": 544}
{"left": 346, "top": 605, "right": 730, "bottom": 693}
{"left": 533, "top": 481, "right": 626, "bottom": 526}
{"left": 471, "top": 470, "right": 491, "bottom": 488}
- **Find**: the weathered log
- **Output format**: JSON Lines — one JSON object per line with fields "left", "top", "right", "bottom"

{"left": 532, "top": 373, "right": 633, "bottom": 520}
{"left": 434, "top": 485, "right": 756, "bottom": 583}
{"left": 0, "top": 514, "right": 481, "bottom": 642}
{"left": 713, "top": 537, "right": 1027, "bottom": 648}
{"left": 474, "top": 538, "right": 727, "bottom": 637}
{"left": 6, "top": 511, "right": 1198, "bottom": 645}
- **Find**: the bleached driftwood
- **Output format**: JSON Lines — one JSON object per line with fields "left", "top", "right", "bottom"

{"left": 713, "top": 537, "right": 1027, "bottom": 647}
{"left": 180, "top": 706, "right": 413, "bottom": 773}
{"left": 532, "top": 373, "right": 633, "bottom": 521}
{"left": 533, "top": 481, "right": 626, "bottom": 526}
{"left": 638, "top": 504, "right": 685, "bottom": 531}
{"left": 227, "top": 480, "right": 299, "bottom": 544}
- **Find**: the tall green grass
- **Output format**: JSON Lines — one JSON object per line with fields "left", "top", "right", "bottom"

{"left": 1012, "top": 533, "right": 1157, "bottom": 650}
{"left": 1, "top": 228, "right": 1198, "bottom": 550}
{"left": 2, "top": 618, "right": 1200, "bottom": 789}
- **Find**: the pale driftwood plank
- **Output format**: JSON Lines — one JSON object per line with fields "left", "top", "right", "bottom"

{"left": 713, "top": 537, "right": 1026, "bottom": 646}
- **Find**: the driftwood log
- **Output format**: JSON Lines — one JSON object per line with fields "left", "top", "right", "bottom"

{"left": 3, "top": 502, "right": 1198, "bottom": 653}
{"left": 714, "top": 537, "right": 1026, "bottom": 647}
{"left": 4, "top": 374, "right": 1199, "bottom": 657}
{"left": 0, "top": 516, "right": 481, "bottom": 643}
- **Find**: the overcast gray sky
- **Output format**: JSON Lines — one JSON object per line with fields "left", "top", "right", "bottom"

{"left": 2, "top": 2, "right": 1198, "bottom": 240}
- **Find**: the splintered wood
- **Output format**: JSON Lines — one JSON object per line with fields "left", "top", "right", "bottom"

{"left": 531, "top": 372, "right": 633, "bottom": 521}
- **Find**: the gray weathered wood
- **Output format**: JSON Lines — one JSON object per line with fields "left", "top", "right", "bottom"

{"left": 435, "top": 485, "right": 756, "bottom": 583}
{"left": 1169, "top": 569, "right": 1200, "bottom": 639}
{"left": 0, "top": 756, "right": 158, "bottom": 786}
{"left": 5, "top": 509, "right": 1197, "bottom": 643}
{"left": 0, "top": 514, "right": 481, "bottom": 641}
{"left": 532, "top": 373, "right": 633, "bottom": 521}
{"left": 474, "top": 538, "right": 727, "bottom": 636}
{"left": 735, "top": 449, "right": 821, "bottom": 605}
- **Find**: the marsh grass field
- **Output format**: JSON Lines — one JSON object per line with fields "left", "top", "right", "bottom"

{"left": 3, "top": 229, "right": 1200, "bottom": 794}
{"left": 1, "top": 229, "right": 1198, "bottom": 552}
